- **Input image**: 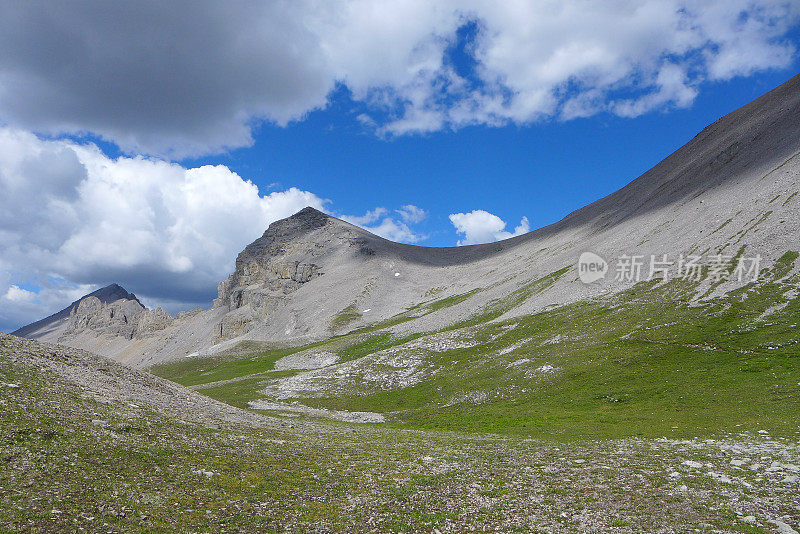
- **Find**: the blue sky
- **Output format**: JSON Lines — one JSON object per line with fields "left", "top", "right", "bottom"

{"left": 1, "top": 1, "right": 799, "bottom": 330}
{"left": 187, "top": 68, "right": 799, "bottom": 246}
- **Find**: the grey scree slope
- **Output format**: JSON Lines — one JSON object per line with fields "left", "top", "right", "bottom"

{"left": 11, "top": 73, "right": 800, "bottom": 368}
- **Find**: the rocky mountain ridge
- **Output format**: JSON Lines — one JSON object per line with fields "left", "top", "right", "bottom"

{"left": 11, "top": 283, "right": 141, "bottom": 338}
{"left": 13, "top": 283, "right": 196, "bottom": 344}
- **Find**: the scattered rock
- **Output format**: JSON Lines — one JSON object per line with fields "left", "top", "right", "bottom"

{"left": 770, "top": 519, "right": 799, "bottom": 534}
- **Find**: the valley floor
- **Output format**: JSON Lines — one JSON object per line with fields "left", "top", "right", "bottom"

{"left": 2, "top": 334, "right": 799, "bottom": 533}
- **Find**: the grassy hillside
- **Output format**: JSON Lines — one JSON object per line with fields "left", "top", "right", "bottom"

{"left": 151, "top": 252, "right": 800, "bottom": 441}
{"left": 3, "top": 334, "right": 799, "bottom": 532}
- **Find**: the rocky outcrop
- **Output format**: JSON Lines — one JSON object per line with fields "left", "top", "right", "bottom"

{"left": 63, "top": 295, "right": 146, "bottom": 340}
{"left": 11, "top": 283, "right": 143, "bottom": 338}
{"left": 215, "top": 208, "right": 329, "bottom": 306}
{"left": 211, "top": 207, "right": 369, "bottom": 342}
{"left": 217, "top": 260, "right": 321, "bottom": 307}
{"left": 136, "top": 307, "right": 173, "bottom": 334}
{"left": 61, "top": 296, "right": 181, "bottom": 340}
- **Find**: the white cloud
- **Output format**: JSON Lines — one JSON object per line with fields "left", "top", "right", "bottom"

{"left": 342, "top": 206, "right": 426, "bottom": 243}
{"left": 613, "top": 63, "right": 698, "bottom": 118}
{"left": 366, "top": 218, "right": 424, "bottom": 243}
{"left": 0, "top": 2, "right": 797, "bottom": 155}
{"left": 0, "top": 127, "right": 325, "bottom": 330}
{"left": 0, "top": 278, "right": 95, "bottom": 333}
{"left": 3, "top": 285, "right": 36, "bottom": 303}
{"left": 691, "top": 1, "right": 799, "bottom": 80}
{"left": 341, "top": 207, "right": 388, "bottom": 226}
{"left": 449, "top": 210, "right": 529, "bottom": 245}
{"left": 396, "top": 205, "right": 428, "bottom": 224}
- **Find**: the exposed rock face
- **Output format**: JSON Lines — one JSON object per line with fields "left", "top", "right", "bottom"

{"left": 136, "top": 307, "right": 174, "bottom": 334}
{"left": 64, "top": 296, "right": 145, "bottom": 340}
{"left": 216, "top": 207, "right": 327, "bottom": 305}
{"left": 12, "top": 283, "right": 179, "bottom": 343}
{"left": 212, "top": 207, "right": 371, "bottom": 341}
{"left": 11, "top": 283, "right": 143, "bottom": 338}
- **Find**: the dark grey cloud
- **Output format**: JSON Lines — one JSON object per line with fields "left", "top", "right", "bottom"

{"left": 0, "top": 1, "right": 333, "bottom": 157}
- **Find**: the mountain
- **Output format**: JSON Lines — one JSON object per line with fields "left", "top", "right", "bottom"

{"left": 4, "top": 76, "right": 800, "bottom": 531}
{"left": 12, "top": 73, "right": 800, "bottom": 374}
{"left": 11, "top": 283, "right": 185, "bottom": 360}
{"left": 11, "top": 283, "right": 143, "bottom": 338}
{"left": 207, "top": 72, "right": 799, "bottom": 349}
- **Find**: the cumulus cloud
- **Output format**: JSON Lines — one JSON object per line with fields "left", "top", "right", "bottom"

{"left": 365, "top": 218, "right": 424, "bottom": 243}
{"left": 3, "top": 285, "right": 36, "bottom": 303}
{"left": 342, "top": 206, "right": 426, "bottom": 243}
{"left": 449, "top": 210, "right": 529, "bottom": 245}
{"left": 0, "top": 1, "right": 797, "bottom": 155}
{"left": 0, "top": 127, "right": 325, "bottom": 330}
{"left": 0, "top": 278, "right": 96, "bottom": 333}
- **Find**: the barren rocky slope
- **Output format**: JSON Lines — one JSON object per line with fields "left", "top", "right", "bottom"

{"left": 13, "top": 74, "right": 800, "bottom": 369}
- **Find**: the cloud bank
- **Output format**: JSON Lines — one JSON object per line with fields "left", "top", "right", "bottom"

{"left": 0, "top": 128, "right": 325, "bottom": 330}
{"left": 0, "top": 1, "right": 796, "bottom": 156}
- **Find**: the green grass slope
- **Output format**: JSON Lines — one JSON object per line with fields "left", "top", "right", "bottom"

{"left": 3, "top": 335, "right": 799, "bottom": 532}
{"left": 151, "top": 252, "right": 800, "bottom": 442}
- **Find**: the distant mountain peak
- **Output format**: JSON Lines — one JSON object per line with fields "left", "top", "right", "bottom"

{"left": 11, "top": 283, "right": 142, "bottom": 338}
{"left": 91, "top": 283, "right": 141, "bottom": 305}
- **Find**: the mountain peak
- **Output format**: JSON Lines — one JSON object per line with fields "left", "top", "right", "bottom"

{"left": 293, "top": 206, "right": 328, "bottom": 218}
{"left": 91, "top": 283, "right": 140, "bottom": 304}
{"left": 11, "top": 283, "right": 142, "bottom": 338}
{"left": 279, "top": 206, "right": 332, "bottom": 228}
{"left": 259, "top": 207, "right": 335, "bottom": 240}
